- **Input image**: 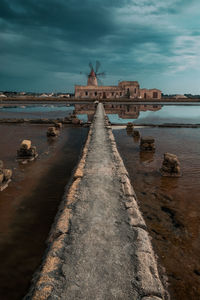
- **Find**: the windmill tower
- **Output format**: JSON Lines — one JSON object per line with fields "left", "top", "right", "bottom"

{"left": 86, "top": 61, "right": 105, "bottom": 86}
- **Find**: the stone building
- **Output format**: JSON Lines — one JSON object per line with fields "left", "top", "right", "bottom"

{"left": 75, "top": 70, "right": 161, "bottom": 100}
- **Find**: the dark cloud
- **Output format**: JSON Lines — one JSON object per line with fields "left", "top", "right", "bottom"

{"left": 0, "top": 0, "right": 199, "bottom": 93}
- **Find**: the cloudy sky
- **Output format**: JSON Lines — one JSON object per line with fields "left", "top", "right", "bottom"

{"left": 0, "top": 0, "right": 200, "bottom": 93}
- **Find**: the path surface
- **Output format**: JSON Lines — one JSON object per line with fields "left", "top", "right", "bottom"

{"left": 51, "top": 104, "right": 164, "bottom": 300}
{"left": 60, "top": 104, "right": 139, "bottom": 299}
{"left": 28, "top": 103, "right": 166, "bottom": 300}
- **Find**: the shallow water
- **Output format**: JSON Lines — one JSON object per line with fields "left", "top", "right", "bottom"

{"left": 113, "top": 127, "right": 200, "bottom": 300}
{"left": 0, "top": 124, "right": 88, "bottom": 300}
{"left": 0, "top": 104, "right": 74, "bottom": 119}
{"left": 106, "top": 104, "right": 200, "bottom": 124}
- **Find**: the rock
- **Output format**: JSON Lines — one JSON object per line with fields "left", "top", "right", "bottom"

{"left": 140, "top": 136, "right": 155, "bottom": 152}
{"left": 54, "top": 122, "right": 62, "bottom": 129}
{"left": 126, "top": 122, "right": 134, "bottom": 130}
{"left": 0, "top": 173, "right": 4, "bottom": 183}
{"left": 20, "top": 140, "right": 31, "bottom": 150}
{"left": 141, "top": 136, "right": 155, "bottom": 143}
{"left": 3, "top": 169, "right": 12, "bottom": 181}
{"left": 17, "top": 141, "right": 37, "bottom": 158}
{"left": 47, "top": 127, "right": 58, "bottom": 137}
{"left": 160, "top": 152, "right": 181, "bottom": 177}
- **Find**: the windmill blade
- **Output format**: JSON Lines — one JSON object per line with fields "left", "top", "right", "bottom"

{"left": 96, "top": 60, "right": 101, "bottom": 73}
{"left": 89, "top": 62, "right": 93, "bottom": 71}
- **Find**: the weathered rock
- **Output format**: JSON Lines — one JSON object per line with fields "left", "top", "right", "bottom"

{"left": 140, "top": 136, "right": 155, "bottom": 152}
{"left": 47, "top": 127, "right": 58, "bottom": 137}
{"left": 17, "top": 140, "right": 37, "bottom": 158}
{"left": 0, "top": 173, "right": 4, "bottom": 183}
{"left": 54, "top": 122, "right": 62, "bottom": 129}
{"left": 160, "top": 152, "right": 181, "bottom": 177}
{"left": 3, "top": 169, "right": 12, "bottom": 181}
{"left": 20, "top": 140, "right": 31, "bottom": 150}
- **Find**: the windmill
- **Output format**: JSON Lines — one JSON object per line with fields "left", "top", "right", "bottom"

{"left": 81, "top": 61, "right": 105, "bottom": 86}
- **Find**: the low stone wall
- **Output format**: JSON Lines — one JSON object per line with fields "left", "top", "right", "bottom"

{"left": 24, "top": 106, "right": 169, "bottom": 300}
{"left": 24, "top": 124, "right": 93, "bottom": 299}
{"left": 105, "top": 118, "right": 169, "bottom": 300}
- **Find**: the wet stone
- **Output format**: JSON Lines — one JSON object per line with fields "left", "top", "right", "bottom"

{"left": 160, "top": 152, "right": 181, "bottom": 177}
{"left": 140, "top": 136, "right": 155, "bottom": 152}
{"left": 0, "top": 161, "right": 12, "bottom": 189}
{"left": 17, "top": 140, "right": 38, "bottom": 158}
{"left": 47, "top": 127, "right": 58, "bottom": 137}
{"left": 54, "top": 122, "right": 62, "bottom": 129}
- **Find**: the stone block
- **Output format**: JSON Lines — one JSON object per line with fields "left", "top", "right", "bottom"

{"left": 133, "top": 227, "right": 164, "bottom": 297}
{"left": 141, "top": 137, "right": 155, "bottom": 143}
{"left": 20, "top": 139, "right": 31, "bottom": 150}
{"left": 126, "top": 197, "right": 146, "bottom": 228}
{"left": 160, "top": 152, "right": 181, "bottom": 177}
{"left": 54, "top": 122, "right": 62, "bottom": 129}
{"left": 0, "top": 173, "right": 4, "bottom": 183}
{"left": 140, "top": 136, "right": 155, "bottom": 152}
{"left": 3, "top": 169, "right": 12, "bottom": 181}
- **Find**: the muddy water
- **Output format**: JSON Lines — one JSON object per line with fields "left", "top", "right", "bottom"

{"left": 0, "top": 124, "right": 88, "bottom": 300}
{"left": 113, "top": 127, "right": 200, "bottom": 300}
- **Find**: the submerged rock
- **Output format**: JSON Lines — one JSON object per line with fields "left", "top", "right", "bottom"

{"left": 54, "top": 122, "right": 62, "bottom": 129}
{"left": 17, "top": 140, "right": 38, "bottom": 159}
{"left": 160, "top": 152, "right": 181, "bottom": 177}
{"left": 0, "top": 161, "right": 12, "bottom": 191}
{"left": 20, "top": 140, "right": 31, "bottom": 150}
{"left": 47, "top": 127, "right": 58, "bottom": 137}
{"left": 140, "top": 136, "right": 155, "bottom": 152}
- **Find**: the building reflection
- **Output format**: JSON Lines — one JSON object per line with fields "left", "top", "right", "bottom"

{"left": 74, "top": 103, "right": 162, "bottom": 121}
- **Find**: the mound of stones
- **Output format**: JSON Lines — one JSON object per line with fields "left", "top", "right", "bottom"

{"left": 0, "top": 160, "right": 12, "bottom": 191}
{"left": 17, "top": 140, "right": 37, "bottom": 159}
{"left": 54, "top": 122, "right": 62, "bottom": 129}
{"left": 47, "top": 127, "right": 59, "bottom": 137}
{"left": 140, "top": 136, "right": 155, "bottom": 152}
{"left": 160, "top": 152, "right": 181, "bottom": 177}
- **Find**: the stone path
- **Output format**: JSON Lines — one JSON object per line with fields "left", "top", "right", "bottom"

{"left": 57, "top": 104, "right": 165, "bottom": 300}
{"left": 26, "top": 103, "right": 167, "bottom": 300}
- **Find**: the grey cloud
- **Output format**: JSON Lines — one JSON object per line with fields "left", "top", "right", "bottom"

{"left": 0, "top": 0, "right": 199, "bottom": 92}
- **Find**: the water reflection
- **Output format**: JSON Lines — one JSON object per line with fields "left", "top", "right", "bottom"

{"left": 1, "top": 103, "right": 200, "bottom": 125}
{"left": 74, "top": 103, "right": 200, "bottom": 125}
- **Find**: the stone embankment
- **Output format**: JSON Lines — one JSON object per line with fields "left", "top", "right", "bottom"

{"left": 25, "top": 103, "right": 169, "bottom": 300}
